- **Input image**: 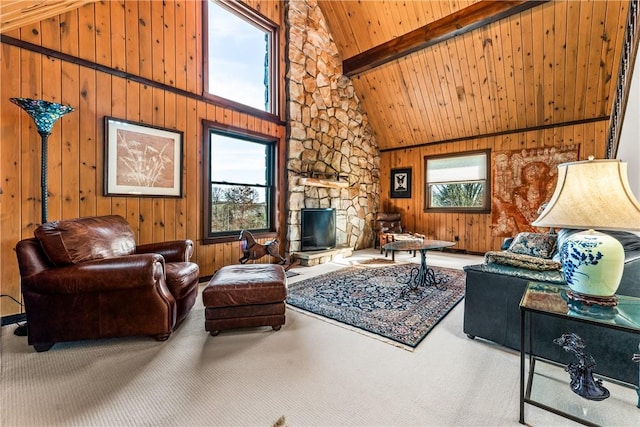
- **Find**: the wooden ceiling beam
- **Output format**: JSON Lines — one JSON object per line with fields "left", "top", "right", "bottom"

{"left": 342, "top": 0, "right": 549, "bottom": 77}
{"left": 0, "top": 0, "right": 96, "bottom": 33}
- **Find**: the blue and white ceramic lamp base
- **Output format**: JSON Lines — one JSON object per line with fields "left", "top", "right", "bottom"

{"left": 561, "top": 230, "right": 625, "bottom": 303}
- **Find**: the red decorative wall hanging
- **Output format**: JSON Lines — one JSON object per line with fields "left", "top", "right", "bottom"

{"left": 491, "top": 145, "right": 580, "bottom": 237}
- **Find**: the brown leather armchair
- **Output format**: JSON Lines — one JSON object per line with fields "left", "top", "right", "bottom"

{"left": 374, "top": 212, "right": 404, "bottom": 252}
{"left": 15, "top": 215, "right": 200, "bottom": 352}
{"left": 374, "top": 212, "right": 425, "bottom": 259}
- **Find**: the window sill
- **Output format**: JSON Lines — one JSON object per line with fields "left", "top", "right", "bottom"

{"left": 424, "top": 208, "right": 491, "bottom": 214}
{"left": 202, "top": 231, "right": 278, "bottom": 245}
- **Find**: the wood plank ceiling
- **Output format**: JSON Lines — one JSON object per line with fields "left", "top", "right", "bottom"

{"left": 1, "top": 1, "right": 628, "bottom": 154}
{"left": 317, "top": 0, "right": 629, "bottom": 151}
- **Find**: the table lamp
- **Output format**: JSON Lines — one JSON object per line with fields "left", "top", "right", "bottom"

{"left": 532, "top": 158, "right": 640, "bottom": 305}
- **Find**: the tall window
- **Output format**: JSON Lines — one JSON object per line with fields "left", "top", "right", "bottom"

{"left": 203, "top": 123, "right": 275, "bottom": 240}
{"left": 205, "top": 0, "right": 277, "bottom": 114}
{"left": 425, "top": 151, "right": 491, "bottom": 212}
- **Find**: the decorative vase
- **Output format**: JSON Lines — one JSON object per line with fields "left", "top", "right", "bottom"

{"left": 560, "top": 230, "right": 624, "bottom": 299}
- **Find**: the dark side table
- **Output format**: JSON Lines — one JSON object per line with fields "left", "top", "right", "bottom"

{"left": 519, "top": 282, "right": 640, "bottom": 426}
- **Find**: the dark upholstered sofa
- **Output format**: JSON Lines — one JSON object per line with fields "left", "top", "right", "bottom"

{"left": 463, "top": 229, "right": 640, "bottom": 386}
{"left": 15, "top": 215, "right": 200, "bottom": 351}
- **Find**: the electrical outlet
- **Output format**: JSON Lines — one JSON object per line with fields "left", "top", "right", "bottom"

{"left": 454, "top": 235, "right": 459, "bottom": 241}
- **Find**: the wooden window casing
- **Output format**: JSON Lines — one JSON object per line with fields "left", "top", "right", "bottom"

{"left": 202, "top": 121, "right": 277, "bottom": 244}
{"left": 203, "top": 0, "right": 280, "bottom": 119}
{"left": 424, "top": 150, "right": 491, "bottom": 213}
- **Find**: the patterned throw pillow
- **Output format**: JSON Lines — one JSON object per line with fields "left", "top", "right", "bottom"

{"left": 484, "top": 251, "right": 562, "bottom": 271}
{"left": 508, "top": 232, "right": 557, "bottom": 259}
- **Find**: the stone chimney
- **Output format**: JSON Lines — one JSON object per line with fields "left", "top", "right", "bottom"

{"left": 285, "top": 0, "right": 380, "bottom": 254}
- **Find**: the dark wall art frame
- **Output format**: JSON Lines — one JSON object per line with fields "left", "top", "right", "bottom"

{"left": 391, "top": 167, "right": 412, "bottom": 198}
{"left": 104, "top": 117, "right": 183, "bottom": 197}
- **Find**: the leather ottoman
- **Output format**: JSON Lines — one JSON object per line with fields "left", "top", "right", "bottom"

{"left": 203, "top": 264, "right": 287, "bottom": 336}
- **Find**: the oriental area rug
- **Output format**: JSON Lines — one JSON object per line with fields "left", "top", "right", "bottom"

{"left": 286, "top": 263, "right": 466, "bottom": 349}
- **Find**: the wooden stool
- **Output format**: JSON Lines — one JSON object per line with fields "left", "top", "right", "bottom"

{"left": 203, "top": 264, "right": 287, "bottom": 336}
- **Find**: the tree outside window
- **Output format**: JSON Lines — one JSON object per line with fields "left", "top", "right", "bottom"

{"left": 204, "top": 126, "right": 275, "bottom": 239}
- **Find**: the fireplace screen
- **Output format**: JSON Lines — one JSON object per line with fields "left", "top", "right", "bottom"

{"left": 301, "top": 208, "right": 336, "bottom": 251}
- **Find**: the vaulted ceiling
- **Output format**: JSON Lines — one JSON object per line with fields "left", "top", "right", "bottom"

{"left": 317, "top": 0, "right": 629, "bottom": 151}
{"left": 1, "top": 1, "right": 629, "bottom": 153}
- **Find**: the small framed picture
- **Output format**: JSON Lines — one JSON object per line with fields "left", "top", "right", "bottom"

{"left": 104, "top": 117, "right": 183, "bottom": 197}
{"left": 391, "top": 168, "right": 412, "bottom": 198}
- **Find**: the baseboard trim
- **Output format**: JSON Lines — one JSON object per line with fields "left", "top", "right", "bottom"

{"left": 1, "top": 313, "right": 26, "bottom": 326}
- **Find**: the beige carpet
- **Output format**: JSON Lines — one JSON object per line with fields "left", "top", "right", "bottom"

{"left": 1, "top": 249, "right": 636, "bottom": 426}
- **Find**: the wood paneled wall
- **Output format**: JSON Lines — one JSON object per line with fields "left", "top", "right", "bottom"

{"left": 0, "top": 0, "right": 286, "bottom": 317}
{"left": 379, "top": 120, "right": 609, "bottom": 254}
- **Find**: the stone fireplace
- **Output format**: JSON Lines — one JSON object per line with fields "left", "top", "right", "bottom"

{"left": 285, "top": 0, "right": 380, "bottom": 255}
{"left": 300, "top": 208, "right": 336, "bottom": 251}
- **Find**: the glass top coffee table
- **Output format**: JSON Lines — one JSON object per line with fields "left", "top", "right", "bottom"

{"left": 383, "top": 239, "right": 456, "bottom": 292}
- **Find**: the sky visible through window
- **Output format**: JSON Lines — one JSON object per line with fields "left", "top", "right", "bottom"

{"left": 207, "top": 1, "right": 273, "bottom": 205}
{"left": 211, "top": 134, "right": 267, "bottom": 185}
{"left": 208, "top": 0, "right": 268, "bottom": 111}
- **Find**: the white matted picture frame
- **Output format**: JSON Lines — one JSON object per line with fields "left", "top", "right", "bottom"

{"left": 390, "top": 168, "right": 412, "bottom": 198}
{"left": 104, "top": 117, "right": 183, "bottom": 197}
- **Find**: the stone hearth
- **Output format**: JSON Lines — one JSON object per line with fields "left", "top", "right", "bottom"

{"left": 294, "top": 246, "right": 353, "bottom": 267}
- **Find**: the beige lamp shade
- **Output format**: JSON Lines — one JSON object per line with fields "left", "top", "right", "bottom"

{"left": 532, "top": 159, "right": 640, "bottom": 231}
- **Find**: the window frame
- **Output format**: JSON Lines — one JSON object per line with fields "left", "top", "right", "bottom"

{"left": 202, "top": 121, "right": 277, "bottom": 244}
{"left": 202, "top": 0, "right": 280, "bottom": 118}
{"left": 424, "top": 149, "right": 491, "bottom": 213}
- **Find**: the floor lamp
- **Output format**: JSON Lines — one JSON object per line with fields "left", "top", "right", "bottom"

{"left": 10, "top": 97, "right": 75, "bottom": 336}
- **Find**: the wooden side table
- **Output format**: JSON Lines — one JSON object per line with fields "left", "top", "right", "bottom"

{"left": 519, "top": 282, "right": 640, "bottom": 426}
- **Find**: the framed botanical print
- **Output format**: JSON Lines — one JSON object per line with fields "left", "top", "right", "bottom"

{"left": 391, "top": 168, "right": 412, "bottom": 198}
{"left": 104, "top": 117, "right": 183, "bottom": 197}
